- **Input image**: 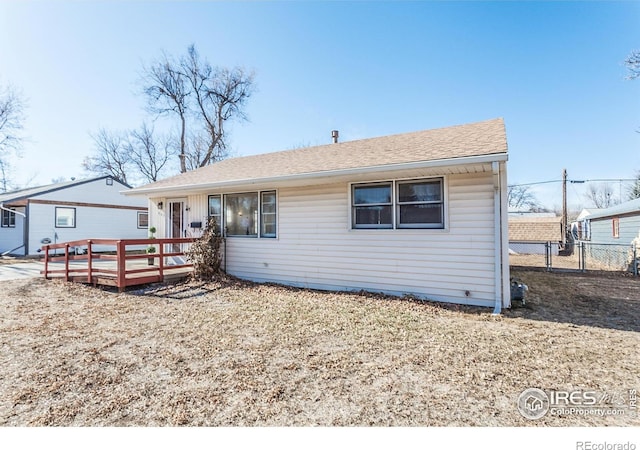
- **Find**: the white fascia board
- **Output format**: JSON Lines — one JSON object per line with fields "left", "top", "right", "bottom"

{"left": 124, "top": 153, "right": 508, "bottom": 197}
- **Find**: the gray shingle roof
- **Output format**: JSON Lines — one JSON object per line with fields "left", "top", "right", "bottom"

{"left": 129, "top": 118, "right": 507, "bottom": 194}
{"left": 586, "top": 198, "right": 640, "bottom": 220}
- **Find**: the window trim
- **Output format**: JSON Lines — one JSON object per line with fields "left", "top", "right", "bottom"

{"left": 207, "top": 194, "right": 222, "bottom": 231}
{"left": 217, "top": 190, "right": 278, "bottom": 239}
{"left": 351, "top": 182, "right": 393, "bottom": 229}
{"left": 350, "top": 176, "right": 447, "bottom": 231}
{"left": 1, "top": 208, "right": 16, "bottom": 228}
{"left": 260, "top": 191, "right": 277, "bottom": 238}
{"left": 612, "top": 217, "right": 620, "bottom": 239}
{"left": 55, "top": 207, "right": 76, "bottom": 228}
{"left": 137, "top": 211, "right": 149, "bottom": 229}
{"left": 396, "top": 178, "right": 445, "bottom": 229}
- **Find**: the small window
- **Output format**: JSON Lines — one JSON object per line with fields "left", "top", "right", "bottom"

{"left": 612, "top": 217, "right": 620, "bottom": 239}
{"left": 225, "top": 193, "right": 258, "bottom": 237}
{"left": 352, "top": 183, "right": 393, "bottom": 228}
{"left": 137, "top": 211, "right": 149, "bottom": 229}
{"left": 397, "top": 179, "right": 444, "bottom": 229}
{"left": 55, "top": 207, "right": 76, "bottom": 228}
{"left": 208, "top": 195, "right": 222, "bottom": 227}
{"left": 261, "top": 191, "right": 277, "bottom": 238}
{"left": 1, "top": 208, "right": 16, "bottom": 228}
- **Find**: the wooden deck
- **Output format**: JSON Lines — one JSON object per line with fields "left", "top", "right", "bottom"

{"left": 42, "top": 238, "right": 197, "bottom": 291}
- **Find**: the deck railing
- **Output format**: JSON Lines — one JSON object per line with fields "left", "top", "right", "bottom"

{"left": 42, "top": 238, "right": 196, "bottom": 291}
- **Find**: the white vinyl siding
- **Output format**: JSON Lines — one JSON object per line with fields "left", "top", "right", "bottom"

{"left": 221, "top": 172, "right": 497, "bottom": 307}
{"left": 27, "top": 203, "right": 148, "bottom": 255}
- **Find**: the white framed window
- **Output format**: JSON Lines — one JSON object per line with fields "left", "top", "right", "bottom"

{"left": 351, "top": 177, "right": 445, "bottom": 230}
{"left": 612, "top": 217, "right": 620, "bottom": 239}
{"left": 396, "top": 179, "right": 444, "bottom": 229}
{"left": 137, "top": 211, "right": 149, "bottom": 229}
{"left": 208, "top": 195, "right": 222, "bottom": 227}
{"left": 352, "top": 182, "right": 393, "bottom": 229}
{"left": 261, "top": 191, "right": 277, "bottom": 238}
{"left": 55, "top": 207, "right": 76, "bottom": 228}
{"left": 225, "top": 193, "right": 259, "bottom": 237}
{"left": 1, "top": 208, "right": 16, "bottom": 228}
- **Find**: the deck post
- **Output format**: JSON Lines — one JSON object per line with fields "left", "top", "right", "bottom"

{"left": 87, "top": 240, "right": 93, "bottom": 285}
{"left": 64, "top": 243, "right": 70, "bottom": 282}
{"left": 43, "top": 245, "right": 49, "bottom": 279}
{"left": 159, "top": 239, "right": 165, "bottom": 281}
{"left": 117, "top": 240, "right": 126, "bottom": 292}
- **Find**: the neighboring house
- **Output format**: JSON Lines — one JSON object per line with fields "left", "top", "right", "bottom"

{"left": 508, "top": 216, "right": 562, "bottom": 255}
{"left": 126, "top": 118, "right": 510, "bottom": 310}
{"left": 571, "top": 208, "right": 602, "bottom": 241}
{"left": 0, "top": 176, "right": 149, "bottom": 256}
{"left": 583, "top": 198, "right": 640, "bottom": 270}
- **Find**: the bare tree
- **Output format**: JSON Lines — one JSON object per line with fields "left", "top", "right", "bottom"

{"left": 125, "top": 123, "right": 174, "bottom": 183}
{"left": 142, "top": 52, "right": 190, "bottom": 173}
{"left": 585, "top": 183, "right": 619, "bottom": 208}
{"left": 0, "top": 84, "right": 26, "bottom": 192}
{"left": 83, "top": 128, "right": 131, "bottom": 185}
{"left": 507, "top": 185, "right": 540, "bottom": 211}
{"left": 181, "top": 45, "right": 254, "bottom": 168}
{"left": 141, "top": 44, "right": 254, "bottom": 173}
{"left": 625, "top": 49, "right": 640, "bottom": 80}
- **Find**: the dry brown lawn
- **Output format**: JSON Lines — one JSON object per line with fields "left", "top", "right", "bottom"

{"left": 0, "top": 270, "right": 638, "bottom": 426}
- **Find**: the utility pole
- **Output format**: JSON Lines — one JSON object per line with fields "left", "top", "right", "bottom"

{"left": 562, "top": 168, "right": 567, "bottom": 247}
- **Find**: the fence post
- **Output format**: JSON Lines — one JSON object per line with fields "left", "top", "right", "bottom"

{"left": 580, "top": 241, "right": 585, "bottom": 272}
{"left": 64, "top": 243, "right": 70, "bottom": 282}
{"left": 87, "top": 240, "right": 93, "bottom": 285}
{"left": 545, "top": 241, "right": 551, "bottom": 272}
{"left": 159, "top": 238, "right": 165, "bottom": 281}
{"left": 633, "top": 245, "right": 638, "bottom": 277}
{"left": 117, "top": 240, "right": 126, "bottom": 292}
{"left": 43, "top": 245, "right": 49, "bottom": 279}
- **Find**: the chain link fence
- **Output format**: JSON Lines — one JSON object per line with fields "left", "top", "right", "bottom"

{"left": 509, "top": 240, "right": 639, "bottom": 276}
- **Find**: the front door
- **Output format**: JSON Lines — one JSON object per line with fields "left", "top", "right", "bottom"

{"left": 168, "top": 199, "right": 186, "bottom": 253}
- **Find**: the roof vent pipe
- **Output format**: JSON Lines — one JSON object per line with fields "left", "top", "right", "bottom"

{"left": 331, "top": 130, "right": 339, "bottom": 144}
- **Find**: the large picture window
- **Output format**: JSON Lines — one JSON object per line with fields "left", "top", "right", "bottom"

{"left": 351, "top": 178, "right": 445, "bottom": 230}
{"left": 225, "top": 193, "right": 259, "bottom": 237}
{"left": 1, "top": 208, "right": 16, "bottom": 228}
{"left": 55, "top": 207, "right": 76, "bottom": 228}
{"left": 352, "top": 183, "right": 393, "bottom": 228}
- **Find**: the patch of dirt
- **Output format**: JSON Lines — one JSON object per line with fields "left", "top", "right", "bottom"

{"left": 0, "top": 272, "right": 638, "bottom": 426}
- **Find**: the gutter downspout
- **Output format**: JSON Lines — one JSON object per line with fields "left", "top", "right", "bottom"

{"left": 492, "top": 162, "right": 504, "bottom": 315}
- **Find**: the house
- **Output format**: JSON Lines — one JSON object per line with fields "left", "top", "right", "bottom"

{"left": 571, "top": 208, "right": 602, "bottom": 241}
{"left": 0, "top": 176, "right": 149, "bottom": 256}
{"left": 508, "top": 215, "right": 562, "bottom": 255}
{"left": 583, "top": 198, "right": 640, "bottom": 270}
{"left": 126, "top": 118, "right": 511, "bottom": 310}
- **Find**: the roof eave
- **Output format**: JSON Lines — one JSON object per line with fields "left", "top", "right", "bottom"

{"left": 124, "top": 152, "right": 508, "bottom": 197}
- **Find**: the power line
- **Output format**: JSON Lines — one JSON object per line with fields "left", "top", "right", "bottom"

{"left": 508, "top": 178, "right": 635, "bottom": 188}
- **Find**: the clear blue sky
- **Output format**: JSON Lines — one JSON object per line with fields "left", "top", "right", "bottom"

{"left": 1, "top": 1, "right": 639, "bottom": 210}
